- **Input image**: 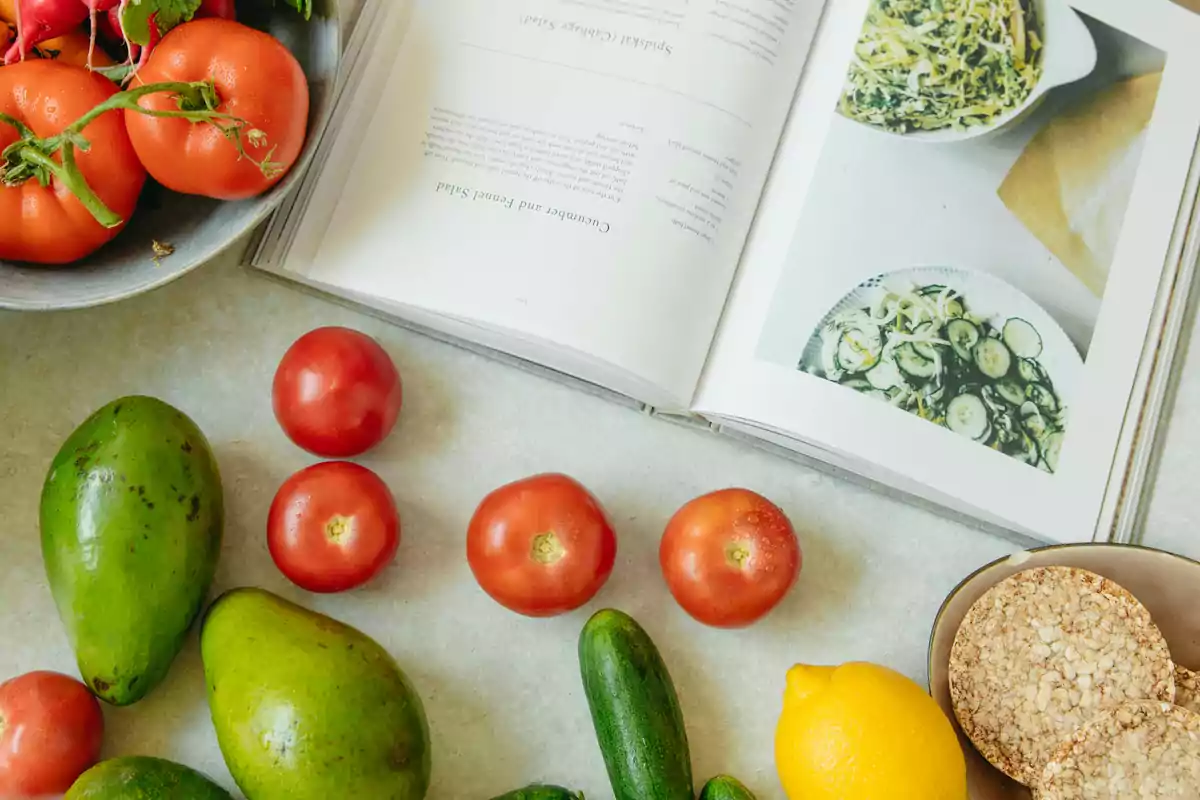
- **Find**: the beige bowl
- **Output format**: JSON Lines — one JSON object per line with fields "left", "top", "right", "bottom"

{"left": 927, "top": 543, "right": 1200, "bottom": 799}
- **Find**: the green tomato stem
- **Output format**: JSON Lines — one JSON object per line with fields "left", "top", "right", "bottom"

{"left": 18, "top": 144, "right": 123, "bottom": 229}
{"left": 62, "top": 80, "right": 222, "bottom": 135}
{"left": 0, "top": 111, "right": 35, "bottom": 140}
{"left": 1, "top": 79, "right": 282, "bottom": 229}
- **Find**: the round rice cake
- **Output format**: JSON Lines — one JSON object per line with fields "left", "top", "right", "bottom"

{"left": 1037, "top": 701, "right": 1200, "bottom": 799}
{"left": 948, "top": 566, "right": 1175, "bottom": 786}
{"left": 1176, "top": 666, "right": 1200, "bottom": 714}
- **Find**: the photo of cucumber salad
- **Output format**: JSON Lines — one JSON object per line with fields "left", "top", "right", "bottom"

{"left": 800, "top": 279, "right": 1068, "bottom": 473}
{"left": 839, "top": 0, "right": 1044, "bottom": 134}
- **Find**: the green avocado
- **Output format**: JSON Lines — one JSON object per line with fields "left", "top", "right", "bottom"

{"left": 201, "top": 587, "right": 432, "bottom": 800}
{"left": 40, "top": 395, "right": 224, "bottom": 706}
{"left": 66, "top": 756, "right": 233, "bottom": 799}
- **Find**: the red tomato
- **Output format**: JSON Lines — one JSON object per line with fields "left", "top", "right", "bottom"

{"left": 0, "top": 61, "right": 146, "bottom": 264}
{"left": 467, "top": 473, "right": 617, "bottom": 617}
{"left": 272, "top": 327, "right": 403, "bottom": 458}
{"left": 0, "top": 671, "right": 104, "bottom": 797}
{"left": 268, "top": 461, "right": 400, "bottom": 593}
{"left": 660, "top": 489, "right": 801, "bottom": 628}
{"left": 123, "top": 18, "right": 309, "bottom": 200}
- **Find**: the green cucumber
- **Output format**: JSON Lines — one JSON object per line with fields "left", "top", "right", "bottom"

{"left": 700, "top": 775, "right": 757, "bottom": 800}
{"left": 578, "top": 609, "right": 693, "bottom": 800}
{"left": 488, "top": 786, "right": 584, "bottom": 800}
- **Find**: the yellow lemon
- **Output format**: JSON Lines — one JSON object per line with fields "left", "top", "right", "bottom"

{"left": 774, "top": 661, "right": 967, "bottom": 800}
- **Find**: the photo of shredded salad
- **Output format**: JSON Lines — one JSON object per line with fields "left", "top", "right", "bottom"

{"left": 839, "top": 0, "right": 1045, "bottom": 134}
{"left": 800, "top": 277, "right": 1070, "bottom": 474}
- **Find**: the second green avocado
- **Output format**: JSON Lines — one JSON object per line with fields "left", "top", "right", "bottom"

{"left": 66, "top": 756, "right": 233, "bottom": 799}
{"left": 201, "top": 587, "right": 432, "bottom": 800}
{"left": 40, "top": 395, "right": 224, "bottom": 706}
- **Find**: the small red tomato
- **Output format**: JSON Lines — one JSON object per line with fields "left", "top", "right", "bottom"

{"left": 660, "top": 489, "right": 801, "bottom": 628}
{"left": 272, "top": 327, "right": 403, "bottom": 458}
{"left": 268, "top": 461, "right": 400, "bottom": 593}
{"left": 467, "top": 473, "right": 617, "bottom": 618}
{"left": 0, "top": 671, "right": 104, "bottom": 797}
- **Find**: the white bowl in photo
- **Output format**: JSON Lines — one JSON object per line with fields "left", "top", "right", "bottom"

{"left": 798, "top": 265, "right": 1084, "bottom": 472}
{"left": 801, "top": 265, "right": 1084, "bottom": 403}
{"left": 843, "top": 0, "right": 1099, "bottom": 145}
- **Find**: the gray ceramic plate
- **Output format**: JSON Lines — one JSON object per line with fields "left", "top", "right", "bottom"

{"left": 927, "top": 543, "right": 1200, "bottom": 799}
{"left": 0, "top": 0, "right": 341, "bottom": 311}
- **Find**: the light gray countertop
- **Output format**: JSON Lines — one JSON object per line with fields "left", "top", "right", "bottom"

{"left": 2, "top": 240, "right": 1197, "bottom": 797}
{"left": 3, "top": 0, "right": 1199, "bottom": 788}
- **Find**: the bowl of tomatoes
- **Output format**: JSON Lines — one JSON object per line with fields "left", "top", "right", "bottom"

{"left": 0, "top": 0, "right": 340, "bottom": 310}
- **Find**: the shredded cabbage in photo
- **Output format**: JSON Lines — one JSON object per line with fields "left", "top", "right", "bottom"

{"left": 839, "top": 0, "right": 1044, "bottom": 134}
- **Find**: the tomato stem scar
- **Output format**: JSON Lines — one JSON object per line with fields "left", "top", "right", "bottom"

{"left": 325, "top": 515, "right": 353, "bottom": 544}
{"left": 726, "top": 541, "right": 753, "bottom": 569}
{"left": 531, "top": 531, "right": 565, "bottom": 565}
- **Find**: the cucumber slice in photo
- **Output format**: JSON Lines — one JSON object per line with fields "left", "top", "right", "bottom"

{"left": 946, "top": 319, "right": 980, "bottom": 362}
{"left": 910, "top": 321, "right": 941, "bottom": 360}
{"left": 1042, "top": 431, "right": 1064, "bottom": 474}
{"left": 1020, "top": 402, "right": 1049, "bottom": 441}
{"left": 996, "top": 379, "right": 1026, "bottom": 407}
{"left": 866, "top": 360, "right": 904, "bottom": 391}
{"left": 991, "top": 411, "right": 1019, "bottom": 445}
{"left": 912, "top": 340, "right": 941, "bottom": 361}
{"left": 895, "top": 343, "right": 938, "bottom": 379}
{"left": 974, "top": 338, "right": 1012, "bottom": 379}
{"left": 1017, "top": 357, "right": 1048, "bottom": 385}
{"left": 1015, "top": 432, "right": 1040, "bottom": 465}
{"left": 1003, "top": 318, "right": 1043, "bottom": 359}
{"left": 980, "top": 385, "right": 1007, "bottom": 415}
{"left": 834, "top": 326, "right": 883, "bottom": 374}
{"left": 947, "top": 394, "right": 990, "bottom": 440}
{"left": 1026, "top": 382, "right": 1059, "bottom": 414}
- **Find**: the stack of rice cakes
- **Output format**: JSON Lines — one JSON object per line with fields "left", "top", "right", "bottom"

{"left": 949, "top": 566, "right": 1200, "bottom": 797}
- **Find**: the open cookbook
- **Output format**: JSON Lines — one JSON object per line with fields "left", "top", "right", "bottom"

{"left": 251, "top": 0, "right": 1200, "bottom": 546}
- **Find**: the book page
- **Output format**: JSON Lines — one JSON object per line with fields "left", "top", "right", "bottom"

{"left": 693, "top": 0, "right": 1200, "bottom": 542}
{"left": 292, "top": 0, "right": 827, "bottom": 405}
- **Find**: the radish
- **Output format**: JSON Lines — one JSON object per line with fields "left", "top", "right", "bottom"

{"left": 128, "top": 9, "right": 159, "bottom": 76}
{"left": 96, "top": 4, "right": 120, "bottom": 43}
{"left": 3, "top": 0, "right": 89, "bottom": 65}
{"left": 102, "top": 0, "right": 212, "bottom": 83}
{"left": 196, "top": 0, "right": 234, "bottom": 19}
{"left": 104, "top": 0, "right": 146, "bottom": 80}
{"left": 79, "top": 0, "right": 120, "bottom": 69}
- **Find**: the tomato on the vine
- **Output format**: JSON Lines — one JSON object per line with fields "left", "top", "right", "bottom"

{"left": 268, "top": 461, "right": 400, "bottom": 593}
{"left": 124, "top": 18, "right": 309, "bottom": 200}
{"left": 660, "top": 488, "right": 802, "bottom": 628}
{"left": 467, "top": 473, "right": 617, "bottom": 618}
{"left": 0, "top": 671, "right": 104, "bottom": 797}
{"left": 0, "top": 61, "right": 145, "bottom": 264}
{"left": 272, "top": 326, "right": 403, "bottom": 458}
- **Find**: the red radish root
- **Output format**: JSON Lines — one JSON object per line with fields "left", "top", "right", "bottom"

{"left": 80, "top": 0, "right": 120, "bottom": 69}
{"left": 3, "top": 0, "right": 89, "bottom": 65}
